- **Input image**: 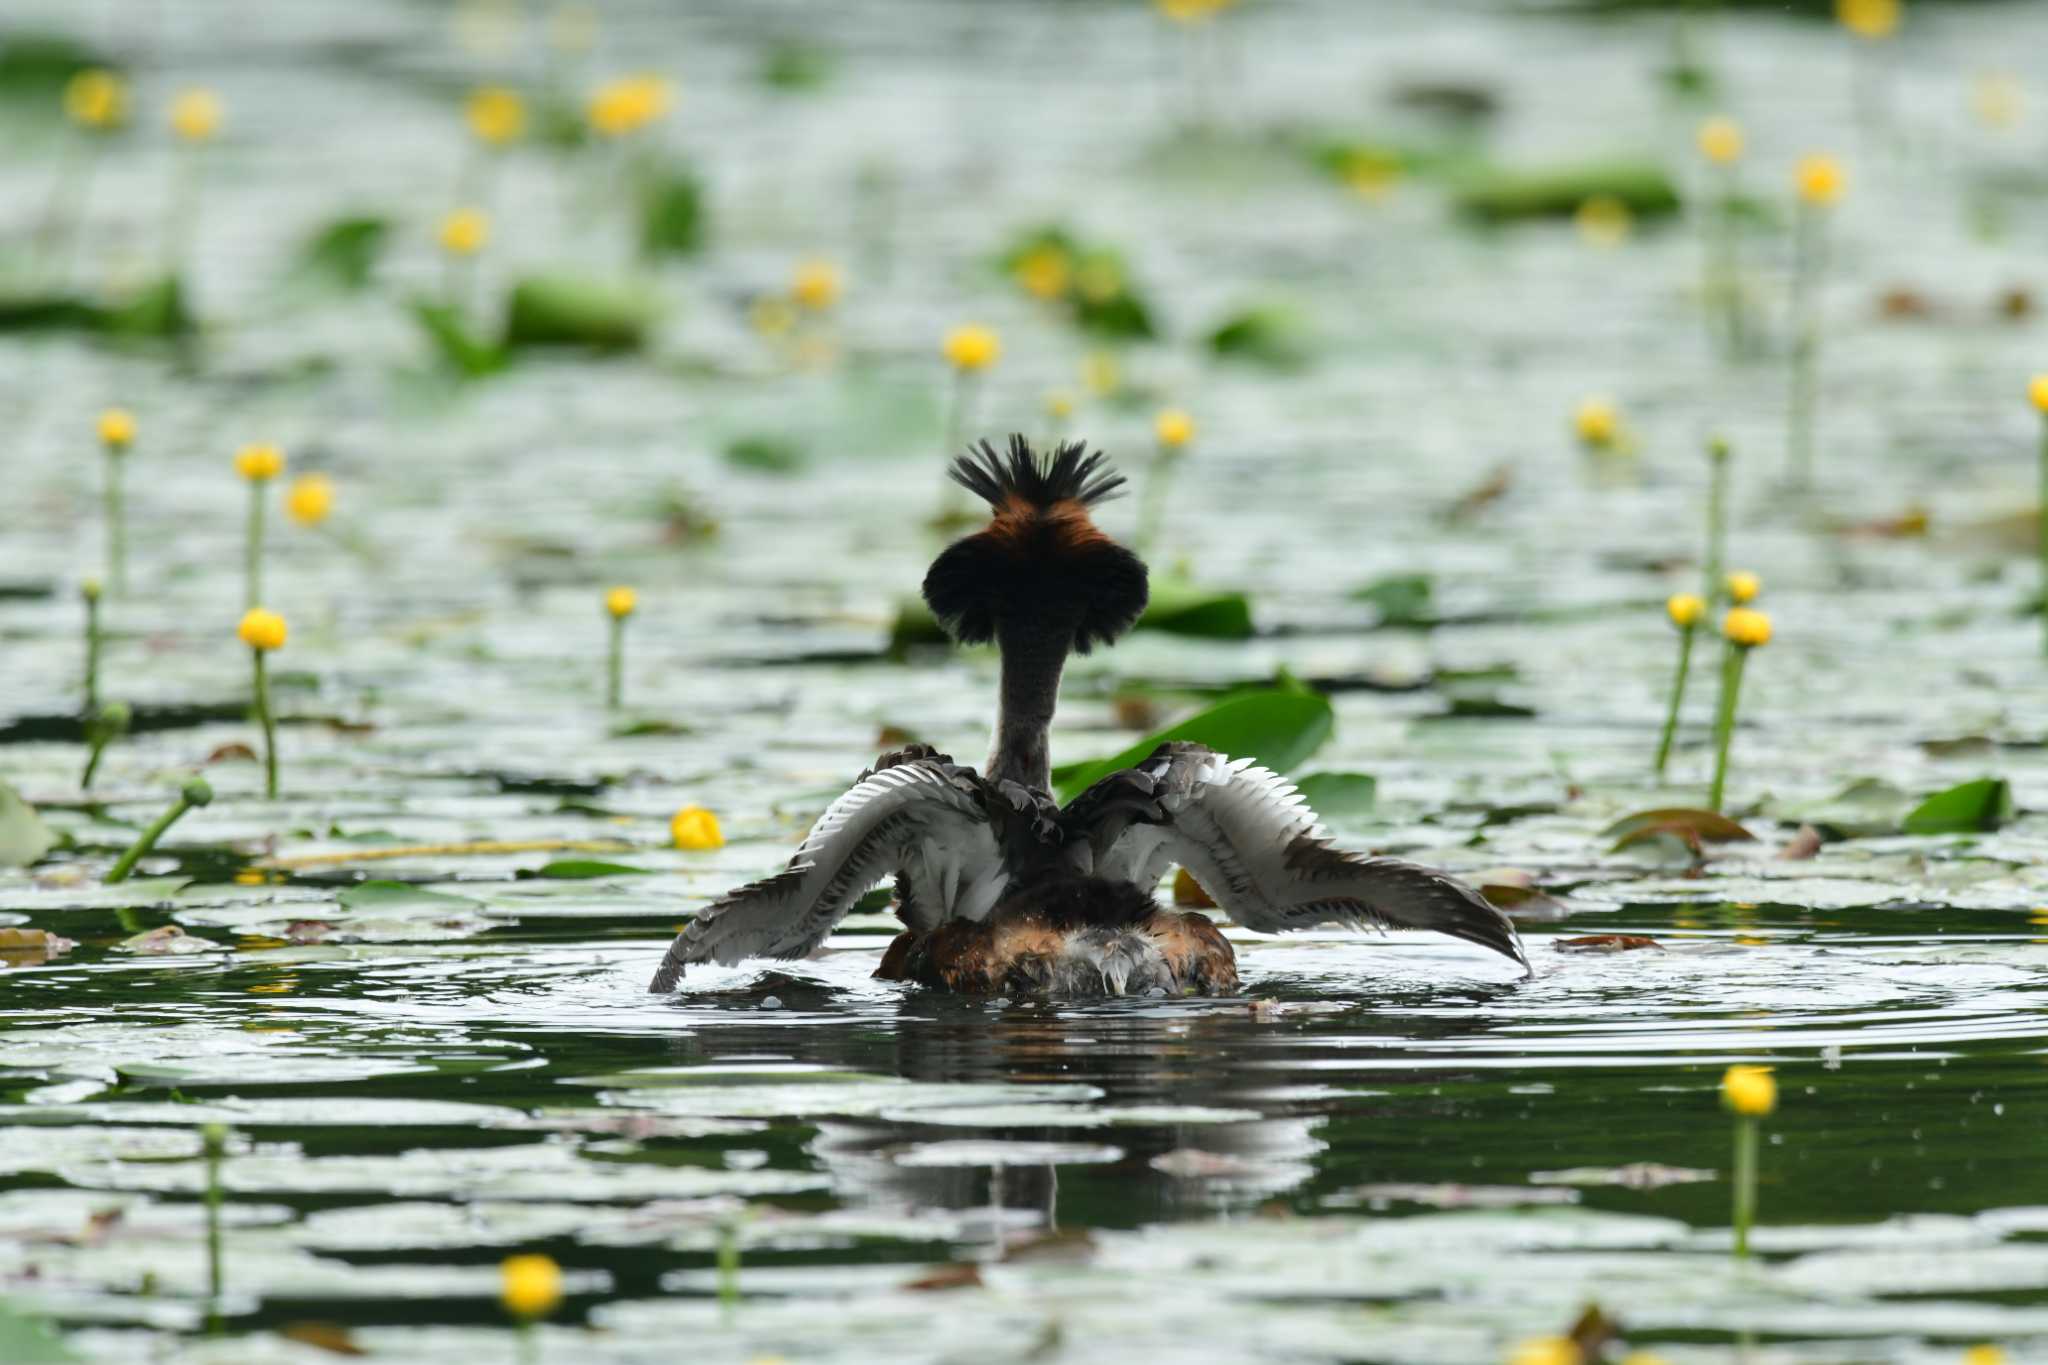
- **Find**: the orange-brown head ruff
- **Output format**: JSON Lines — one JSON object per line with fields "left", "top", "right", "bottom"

{"left": 923, "top": 437, "right": 1148, "bottom": 655}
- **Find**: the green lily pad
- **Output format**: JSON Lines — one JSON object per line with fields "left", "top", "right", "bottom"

{"left": 1053, "top": 684, "right": 1335, "bottom": 802}
{"left": 1452, "top": 158, "right": 1681, "bottom": 223}
{"left": 638, "top": 161, "right": 707, "bottom": 258}
{"left": 1292, "top": 771, "right": 1377, "bottom": 820}
{"left": 292, "top": 214, "right": 389, "bottom": 292}
{"left": 1901, "top": 778, "right": 2013, "bottom": 835}
{"left": 1351, "top": 573, "right": 1436, "bottom": 627}
{"left": 503, "top": 274, "right": 657, "bottom": 352}
{"left": 410, "top": 297, "right": 509, "bottom": 377}
{"left": 527, "top": 859, "right": 650, "bottom": 880}
{"left": 0, "top": 784, "right": 54, "bottom": 867}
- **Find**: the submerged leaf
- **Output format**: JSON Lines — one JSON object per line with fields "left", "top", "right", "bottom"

{"left": 1901, "top": 778, "right": 2012, "bottom": 835}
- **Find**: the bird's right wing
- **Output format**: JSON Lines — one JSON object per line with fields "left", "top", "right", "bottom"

{"left": 648, "top": 757, "right": 1001, "bottom": 992}
{"left": 1069, "top": 742, "right": 1528, "bottom": 973}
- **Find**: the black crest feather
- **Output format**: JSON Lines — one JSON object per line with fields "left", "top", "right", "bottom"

{"left": 923, "top": 435, "right": 1148, "bottom": 655}
{"left": 947, "top": 435, "right": 1127, "bottom": 511}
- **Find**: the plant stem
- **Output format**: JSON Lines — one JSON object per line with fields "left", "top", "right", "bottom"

{"left": 2038, "top": 419, "right": 2047, "bottom": 657}
{"left": 245, "top": 481, "right": 266, "bottom": 610}
{"left": 606, "top": 616, "right": 625, "bottom": 711}
{"left": 518, "top": 1322, "right": 539, "bottom": 1365}
{"left": 103, "top": 448, "right": 126, "bottom": 598}
{"left": 1136, "top": 445, "right": 1181, "bottom": 556}
{"left": 83, "top": 593, "right": 101, "bottom": 714}
{"left": 1731, "top": 1114, "right": 1758, "bottom": 1258}
{"left": 1707, "top": 644, "right": 1749, "bottom": 812}
{"left": 202, "top": 1122, "right": 227, "bottom": 1331}
{"left": 105, "top": 790, "right": 198, "bottom": 883}
{"left": 1653, "top": 625, "right": 1697, "bottom": 776}
{"left": 1704, "top": 437, "right": 1730, "bottom": 602}
{"left": 252, "top": 648, "right": 278, "bottom": 799}
{"left": 1786, "top": 202, "right": 1824, "bottom": 490}
{"left": 717, "top": 1218, "right": 741, "bottom": 1318}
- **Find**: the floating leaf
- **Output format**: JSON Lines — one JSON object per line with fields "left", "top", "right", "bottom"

{"left": 1206, "top": 305, "right": 1309, "bottom": 369}
{"left": 1554, "top": 935, "right": 1662, "bottom": 954}
{"left": 1350, "top": 573, "right": 1435, "bottom": 627}
{"left": 1291, "top": 771, "right": 1377, "bottom": 820}
{"left": 291, "top": 216, "right": 389, "bottom": 292}
{"left": 410, "top": 297, "right": 508, "bottom": 377}
{"left": 637, "top": 161, "right": 707, "bottom": 258}
{"left": 1453, "top": 159, "right": 1681, "bottom": 223}
{"left": 1053, "top": 685, "right": 1334, "bottom": 803}
{"left": 503, "top": 274, "right": 656, "bottom": 352}
{"left": 0, "top": 784, "right": 54, "bottom": 867}
{"left": 1901, "top": 778, "right": 2012, "bottom": 835}
{"left": 528, "top": 859, "right": 651, "bottom": 880}
{"left": 1603, "top": 808, "right": 1755, "bottom": 853}
{"left": 336, "top": 881, "right": 482, "bottom": 912}
{"left": 725, "top": 434, "right": 807, "bottom": 474}
{"left": 0, "top": 1301, "right": 78, "bottom": 1364}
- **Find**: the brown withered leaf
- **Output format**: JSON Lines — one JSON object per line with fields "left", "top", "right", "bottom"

{"left": 206, "top": 742, "right": 259, "bottom": 765}
{"left": 1603, "top": 807, "right": 1754, "bottom": 855}
{"left": 1554, "top": 934, "right": 1662, "bottom": 954}
{"left": 1780, "top": 824, "right": 1823, "bottom": 860}
{"left": 280, "top": 1323, "right": 367, "bottom": 1356}
{"left": 902, "top": 1263, "right": 983, "bottom": 1292}
{"left": 1172, "top": 867, "right": 1215, "bottom": 908}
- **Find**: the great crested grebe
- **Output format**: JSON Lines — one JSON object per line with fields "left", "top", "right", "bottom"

{"left": 648, "top": 436, "right": 1528, "bottom": 997}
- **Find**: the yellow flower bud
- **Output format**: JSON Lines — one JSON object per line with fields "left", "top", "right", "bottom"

{"left": 237, "top": 608, "right": 288, "bottom": 652}
{"left": 1156, "top": 0, "right": 1236, "bottom": 23}
{"left": 2028, "top": 374, "right": 2048, "bottom": 414}
{"left": 1723, "top": 607, "right": 1772, "bottom": 648}
{"left": 604, "top": 586, "right": 637, "bottom": 619}
{"left": 1961, "top": 1346, "right": 2010, "bottom": 1365}
{"left": 1044, "top": 389, "right": 1077, "bottom": 420}
{"left": 942, "top": 324, "right": 1000, "bottom": 373}
{"left": 1973, "top": 73, "right": 2021, "bottom": 131}
{"left": 466, "top": 86, "right": 525, "bottom": 146}
{"left": 1506, "top": 1337, "right": 1583, "bottom": 1365}
{"left": 1573, "top": 398, "right": 1619, "bottom": 449}
{"left": 1014, "top": 245, "right": 1072, "bottom": 301}
{"left": 790, "top": 259, "right": 842, "bottom": 311}
{"left": 1836, "top": 0, "right": 1900, "bottom": 41}
{"left": 1725, "top": 570, "right": 1761, "bottom": 604}
{"left": 285, "top": 474, "right": 333, "bottom": 527}
{"left": 169, "top": 88, "right": 222, "bottom": 142}
{"left": 588, "top": 74, "right": 672, "bottom": 137}
{"left": 82, "top": 579, "right": 103, "bottom": 602}
{"left": 1795, "top": 154, "right": 1845, "bottom": 207}
{"left": 1697, "top": 115, "right": 1744, "bottom": 166}
{"left": 97, "top": 408, "right": 136, "bottom": 449}
{"left": 1154, "top": 409, "right": 1195, "bottom": 450}
{"left": 1081, "top": 350, "right": 1120, "bottom": 397}
{"left": 1667, "top": 593, "right": 1705, "bottom": 629}
{"left": 64, "top": 69, "right": 127, "bottom": 130}
{"left": 439, "top": 207, "right": 490, "bottom": 257}
{"left": 1721, "top": 1064, "right": 1777, "bottom": 1116}
{"left": 671, "top": 805, "right": 724, "bottom": 851}
{"left": 1574, "top": 194, "right": 1632, "bottom": 248}
{"left": 234, "top": 443, "right": 285, "bottom": 482}
{"left": 499, "top": 1253, "right": 562, "bottom": 1320}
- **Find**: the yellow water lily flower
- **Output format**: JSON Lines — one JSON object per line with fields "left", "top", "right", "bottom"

{"left": 1573, "top": 398, "right": 1620, "bottom": 449}
{"left": 588, "top": 74, "right": 673, "bottom": 137}
{"left": 500, "top": 1253, "right": 562, "bottom": 1320}
{"left": 942, "top": 324, "right": 1000, "bottom": 372}
{"left": 1721, "top": 1064, "right": 1777, "bottom": 1116}
{"left": 64, "top": 68, "right": 127, "bottom": 130}
{"left": 790, "top": 259, "right": 842, "bottom": 311}
{"left": 466, "top": 86, "right": 525, "bottom": 145}
{"left": 439, "top": 207, "right": 490, "bottom": 256}
{"left": 1837, "top": 0, "right": 1901, "bottom": 40}
{"left": 1725, "top": 570, "right": 1761, "bottom": 604}
{"left": 1154, "top": 409, "right": 1195, "bottom": 449}
{"left": 1505, "top": 1337, "right": 1582, "bottom": 1365}
{"left": 169, "top": 88, "right": 222, "bottom": 142}
{"left": 1796, "top": 154, "right": 1846, "bottom": 207}
{"left": 671, "top": 805, "right": 724, "bottom": 850}
{"left": 1723, "top": 607, "right": 1772, "bottom": 648}
{"left": 234, "top": 443, "right": 285, "bottom": 482}
{"left": 604, "top": 586, "right": 637, "bottom": 619}
{"left": 2029, "top": 374, "right": 2048, "bottom": 414}
{"left": 237, "top": 609, "right": 288, "bottom": 652}
{"left": 1667, "top": 593, "right": 1705, "bottom": 629}
{"left": 97, "top": 408, "right": 135, "bottom": 449}
{"left": 285, "top": 475, "right": 333, "bottom": 527}
{"left": 1697, "top": 115, "right": 1744, "bottom": 165}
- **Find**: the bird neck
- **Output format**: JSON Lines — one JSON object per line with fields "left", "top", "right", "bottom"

{"left": 987, "top": 620, "right": 1068, "bottom": 794}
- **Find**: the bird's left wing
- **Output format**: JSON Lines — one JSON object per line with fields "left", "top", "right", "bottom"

{"left": 648, "top": 757, "right": 1001, "bottom": 992}
{"left": 1069, "top": 742, "right": 1528, "bottom": 973}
